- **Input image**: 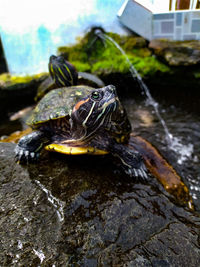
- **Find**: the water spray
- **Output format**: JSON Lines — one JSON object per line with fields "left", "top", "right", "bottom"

{"left": 93, "top": 29, "right": 195, "bottom": 165}
{"left": 94, "top": 29, "right": 173, "bottom": 145}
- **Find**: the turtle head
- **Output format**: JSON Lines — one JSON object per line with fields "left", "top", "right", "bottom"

{"left": 71, "top": 85, "right": 119, "bottom": 140}
{"left": 49, "top": 55, "right": 78, "bottom": 87}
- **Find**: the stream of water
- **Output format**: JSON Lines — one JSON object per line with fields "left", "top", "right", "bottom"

{"left": 99, "top": 32, "right": 172, "bottom": 142}
{"left": 96, "top": 32, "right": 194, "bottom": 166}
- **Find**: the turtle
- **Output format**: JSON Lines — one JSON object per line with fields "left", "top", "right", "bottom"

{"left": 15, "top": 83, "right": 147, "bottom": 179}
{"left": 49, "top": 54, "right": 78, "bottom": 87}
{"left": 35, "top": 55, "right": 105, "bottom": 101}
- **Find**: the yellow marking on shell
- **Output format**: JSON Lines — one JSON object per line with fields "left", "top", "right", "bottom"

{"left": 58, "top": 67, "right": 67, "bottom": 79}
{"left": 75, "top": 91, "right": 82, "bottom": 96}
{"left": 45, "top": 144, "right": 109, "bottom": 155}
{"left": 119, "top": 135, "right": 126, "bottom": 143}
{"left": 58, "top": 66, "right": 72, "bottom": 85}
{"left": 50, "top": 64, "right": 54, "bottom": 75}
{"left": 57, "top": 75, "right": 66, "bottom": 86}
{"left": 64, "top": 63, "right": 73, "bottom": 82}
{"left": 115, "top": 137, "right": 121, "bottom": 143}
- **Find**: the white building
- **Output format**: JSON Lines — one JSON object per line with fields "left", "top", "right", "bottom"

{"left": 118, "top": 0, "right": 200, "bottom": 40}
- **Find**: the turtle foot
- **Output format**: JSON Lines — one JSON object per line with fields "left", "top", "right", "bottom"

{"left": 15, "top": 144, "right": 40, "bottom": 164}
{"left": 14, "top": 131, "right": 47, "bottom": 164}
{"left": 111, "top": 144, "right": 149, "bottom": 181}
{"left": 124, "top": 162, "right": 149, "bottom": 181}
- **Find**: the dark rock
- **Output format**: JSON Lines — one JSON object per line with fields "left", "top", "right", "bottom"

{"left": 0, "top": 142, "right": 200, "bottom": 266}
{"left": 0, "top": 143, "right": 63, "bottom": 265}
{"left": 149, "top": 39, "right": 200, "bottom": 66}
{"left": 0, "top": 74, "right": 47, "bottom": 119}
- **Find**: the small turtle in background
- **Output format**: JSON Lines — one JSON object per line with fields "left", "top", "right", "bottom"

{"left": 35, "top": 55, "right": 105, "bottom": 101}
{"left": 48, "top": 55, "right": 78, "bottom": 87}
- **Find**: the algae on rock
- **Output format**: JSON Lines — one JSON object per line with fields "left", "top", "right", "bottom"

{"left": 0, "top": 72, "right": 47, "bottom": 88}
{"left": 57, "top": 31, "right": 171, "bottom": 79}
{"left": 0, "top": 73, "right": 47, "bottom": 118}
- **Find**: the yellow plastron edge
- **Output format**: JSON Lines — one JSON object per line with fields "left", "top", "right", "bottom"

{"left": 45, "top": 144, "right": 109, "bottom": 155}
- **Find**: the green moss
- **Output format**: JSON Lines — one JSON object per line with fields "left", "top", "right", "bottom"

{"left": 90, "top": 53, "right": 170, "bottom": 77}
{"left": 58, "top": 44, "right": 88, "bottom": 62}
{"left": 0, "top": 72, "right": 47, "bottom": 87}
{"left": 132, "top": 56, "right": 171, "bottom": 77}
{"left": 57, "top": 30, "right": 172, "bottom": 79}
{"left": 105, "top": 32, "right": 146, "bottom": 49}
{"left": 72, "top": 61, "right": 91, "bottom": 72}
{"left": 92, "top": 58, "right": 129, "bottom": 75}
{"left": 131, "top": 48, "right": 152, "bottom": 58}
{"left": 193, "top": 70, "right": 200, "bottom": 79}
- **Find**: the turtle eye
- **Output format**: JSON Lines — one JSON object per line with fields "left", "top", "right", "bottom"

{"left": 91, "top": 91, "right": 102, "bottom": 101}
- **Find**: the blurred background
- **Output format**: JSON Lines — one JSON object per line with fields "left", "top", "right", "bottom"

{"left": 0, "top": 0, "right": 126, "bottom": 74}
{"left": 1, "top": 0, "right": 200, "bottom": 74}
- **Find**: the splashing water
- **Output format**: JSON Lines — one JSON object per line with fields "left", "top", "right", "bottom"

{"left": 95, "top": 31, "right": 194, "bottom": 164}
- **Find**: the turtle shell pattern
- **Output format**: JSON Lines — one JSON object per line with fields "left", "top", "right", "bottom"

{"left": 27, "top": 86, "right": 93, "bottom": 126}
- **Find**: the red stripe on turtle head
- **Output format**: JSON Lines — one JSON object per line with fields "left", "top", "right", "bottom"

{"left": 73, "top": 98, "right": 90, "bottom": 112}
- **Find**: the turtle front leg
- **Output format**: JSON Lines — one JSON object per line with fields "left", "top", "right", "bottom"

{"left": 110, "top": 143, "right": 148, "bottom": 180}
{"left": 15, "top": 131, "right": 49, "bottom": 163}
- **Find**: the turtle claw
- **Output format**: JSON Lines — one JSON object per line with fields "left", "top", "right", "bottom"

{"left": 14, "top": 131, "right": 47, "bottom": 164}
{"left": 124, "top": 163, "right": 148, "bottom": 181}
{"left": 15, "top": 145, "right": 40, "bottom": 164}
{"left": 138, "top": 164, "right": 149, "bottom": 180}
{"left": 111, "top": 144, "right": 149, "bottom": 181}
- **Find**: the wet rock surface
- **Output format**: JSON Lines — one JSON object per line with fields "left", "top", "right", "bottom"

{"left": 149, "top": 39, "right": 200, "bottom": 66}
{"left": 1, "top": 142, "right": 200, "bottom": 266}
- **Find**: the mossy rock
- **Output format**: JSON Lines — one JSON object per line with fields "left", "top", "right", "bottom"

{"left": 57, "top": 30, "right": 171, "bottom": 79}
{"left": 0, "top": 73, "right": 47, "bottom": 118}
{"left": 0, "top": 72, "right": 47, "bottom": 88}
{"left": 149, "top": 39, "right": 200, "bottom": 66}
{"left": 193, "top": 70, "right": 200, "bottom": 79}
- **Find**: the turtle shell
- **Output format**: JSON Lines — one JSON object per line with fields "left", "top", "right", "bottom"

{"left": 27, "top": 85, "right": 93, "bottom": 126}
{"left": 35, "top": 72, "right": 105, "bottom": 101}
